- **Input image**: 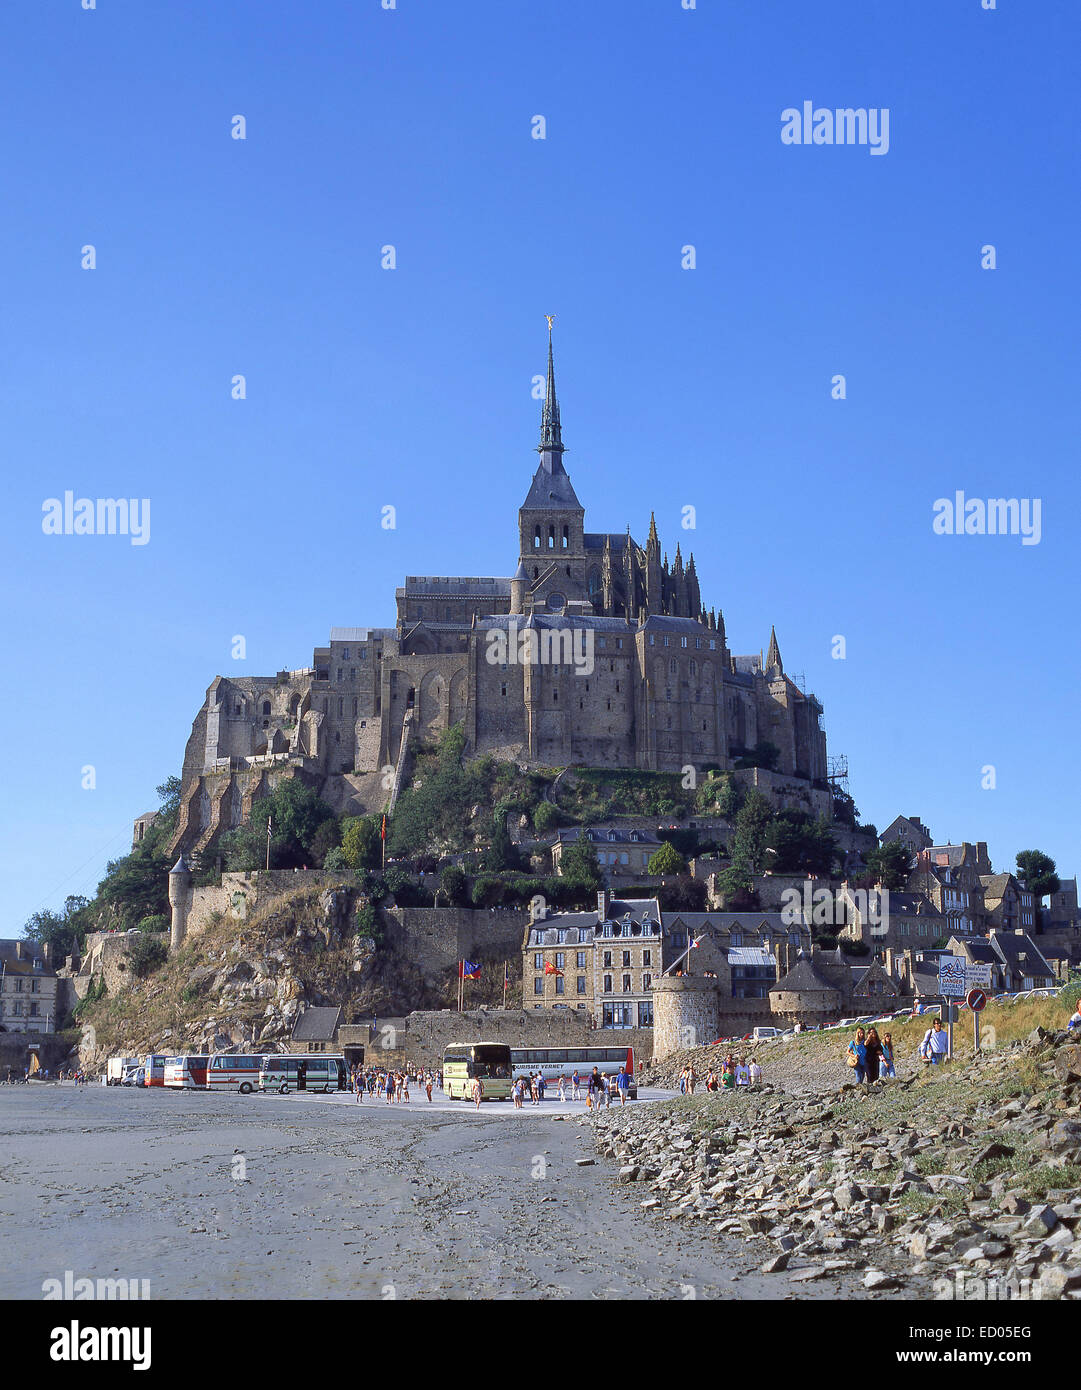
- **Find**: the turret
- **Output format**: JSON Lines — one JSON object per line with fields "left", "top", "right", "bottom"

{"left": 168, "top": 854, "right": 193, "bottom": 951}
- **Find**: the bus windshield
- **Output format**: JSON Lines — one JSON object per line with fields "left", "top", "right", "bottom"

{"left": 470, "top": 1044, "right": 512, "bottom": 1079}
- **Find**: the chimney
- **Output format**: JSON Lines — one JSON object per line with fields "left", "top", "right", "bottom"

{"left": 41, "top": 943, "right": 52, "bottom": 965}
{"left": 596, "top": 889, "right": 610, "bottom": 924}
{"left": 15, "top": 941, "right": 23, "bottom": 960}
{"left": 903, "top": 948, "right": 916, "bottom": 987}
{"left": 884, "top": 946, "right": 895, "bottom": 980}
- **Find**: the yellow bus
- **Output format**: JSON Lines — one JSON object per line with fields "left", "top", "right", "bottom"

{"left": 442, "top": 1042, "right": 513, "bottom": 1101}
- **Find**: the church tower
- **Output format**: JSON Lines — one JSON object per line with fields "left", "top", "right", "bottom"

{"left": 516, "top": 321, "right": 589, "bottom": 615}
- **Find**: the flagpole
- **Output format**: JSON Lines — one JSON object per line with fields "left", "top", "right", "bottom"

{"left": 266, "top": 814, "right": 272, "bottom": 871}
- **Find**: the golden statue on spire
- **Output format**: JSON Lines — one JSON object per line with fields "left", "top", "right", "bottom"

{"left": 545, "top": 313, "right": 555, "bottom": 333}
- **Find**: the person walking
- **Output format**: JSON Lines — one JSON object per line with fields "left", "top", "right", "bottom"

{"left": 735, "top": 1056, "right": 750, "bottom": 1089}
{"left": 880, "top": 1033, "right": 896, "bottom": 1079}
{"left": 748, "top": 1058, "right": 762, "bottom": 1089}
{"left": 354, "top": 1068, "right": 364, "bottom": 1103}
{"left": 846, "top": 1027, "right": 868, "bottom": 1082}
{"left": 864, "top": 1028, "right": 884, "bottom": 1083}
{"left": 558, "top": 1074, "right": 566, "bottom": 1103}
{"left": 678, "top": 1067, "right": 687, "bottom": 1095}
{"left": 425, "top": 1072, "right": 433, "bottom": 1102}
{"left": 537, "top": 1073, "right": 546, "bottom": 1103}
{"left": 687, "top": 1065, "right": 697, "bottom": 1096}
{"left": 472, "top": 1073, "right": 484, "bottom": 1109}
{"left": 919, "top": 1016, "right": 949, "bottom": 1066}
{"left": 572, "top": 1069, "right": 581, "bottom": 1101}
{"left": 616, "top": 1066, "right": 630, "bottom": 1107}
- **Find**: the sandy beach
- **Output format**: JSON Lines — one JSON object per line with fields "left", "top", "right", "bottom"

{"left": 1, "top": 1084, "right": 845, "bottom": 1300}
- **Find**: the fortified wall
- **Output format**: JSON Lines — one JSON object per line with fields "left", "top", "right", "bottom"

{"left": 342, "top": 1008, "right": 653, "bottom": 1071}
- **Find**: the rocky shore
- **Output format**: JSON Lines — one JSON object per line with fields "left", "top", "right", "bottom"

{"left": 586, "top": 1028, "right": 1081, "bottom": 1299}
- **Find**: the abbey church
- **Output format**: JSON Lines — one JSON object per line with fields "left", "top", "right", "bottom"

{"left": 169, "top": 333, "right": 828, "bottom": 857}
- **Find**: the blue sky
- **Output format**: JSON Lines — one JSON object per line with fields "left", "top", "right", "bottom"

{"left": 3, "top": 0, "right": 1078, "bottom": 931}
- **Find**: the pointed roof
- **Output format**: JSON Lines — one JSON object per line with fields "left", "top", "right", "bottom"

{"left": 170, "top": 854, "right": 191, "bottom": 876}
{"left": 766, "top": 625, "right": 782, "bottom": 674}
{"left": 647, "top": 512, "right": 659, "bottom": 550}
{"left": 538, "top": 327, "right": 563, "bottom": 453}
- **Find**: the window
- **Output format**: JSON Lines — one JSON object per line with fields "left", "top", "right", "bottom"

{"left": 603, "top": 951, "right": 612, "bottom": 968}
{"left": 681, "top": 637, "right": 688, "bottom": 648}
{"left": 30, "top": 979, "right": 39, "bottom": 994}
{"left": 576, "top": 952, "right": 586, "bottom": 969}
{"left": 709, "top": 640, "right": 716, "bottom": 650}
{"left": 534, "top": 953, "right": 542, "bottom": 969}
{"left": 29, "top": 1002, "right": 39, "bottom": 1017}
{"left": 577, "top": 976, "right": 586, "bottom": 994}
{"left": 603, "top": 975, "right": 612, "bottom": 994}
{"left": 642, "top": 973, "right": 652, "bottom": 991}
{"left": 342, "top": 648, "right": 350, "bottom": 659}
{"left": 622, "top": 974, "right": 632, "bottom": 993}
{"left": 638, "top": 1001, "right": 653, "bottom": 1027}
{"left": 262, "top": 701, "right": 271, "bottom": 716}
{"left": 555, "top": 976, "right": 564, "bottom": 995}
{"left": 603, "top": 1003, "right": 633, "bottom": 1028}
{"left": 337, "top": 669, "right": 342, "bottom": 681}
{"left": 643, "top": 949, "right": 651, "bottom": 968}
{"left": 622, "top": 951, "right": 631, "bottom": 967}
{"left": 534, "top": 978, "right": 544, "bottom": 995}
{"left": 555, "top": 952, "right": 564, "bottom": 970}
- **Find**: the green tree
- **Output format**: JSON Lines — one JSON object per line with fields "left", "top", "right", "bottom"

{"left": 532, "top": 800, "right": 560, "bottom": 834}
{"left": 341, "top": 816, "right": 382, "bottom": 874}
{"left": 765, "top": 811, "right": 837, "bottom": 876}
{"left": 1016, "top": 850, "right": 1060, "bottom": 903}
{"left": 439, "top": 865, "right": 469, "bottom": 906}
{"left": 219, "top": 824, "right": 264, "bottom": 872}
{"left": 322, "top": 846, "right": 349, "bottom": 874}
{"left": 729, "top": 789, "right": 774, "bottom": 878}
{"left": 123, "top": 933, "right": 168, "bottom": 979}
{"left": 480, "top": 811, "right": 520, "bottom": 873}
{"left": 309, "top": 817, "right": 342, "bottom": 867}
{"left": 559, "top": 839, "right": 602, "bottom": 893}
{"left": 864, "top": 840, "right": 911, "bottom": 891}
{"left": 249, "top": 779, "right": 336, "bottom": 867}
{"left": 647, "top": 841, "right": 687, "bottom": 876}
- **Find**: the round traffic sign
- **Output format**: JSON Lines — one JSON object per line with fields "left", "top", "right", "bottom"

{"left": 967, "top": 988, "right": 986, "bottom": 1012}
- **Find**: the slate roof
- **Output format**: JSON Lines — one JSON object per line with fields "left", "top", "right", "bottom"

{"left": 290, "top": 1006, "right": 343, "bottom": 1043}
{"left": 521, "top": 460, "right": 583, "bottom": 510}
{"left": 772, "top": 956, "right": 839, "bottom": 995}
{"left": 949, "top": 936, "right": 999, "bottom": 965}
{"left": 991, "top": 933, "right": 1054, "bottom": 978}
{"left": 0, "top": 941, "right": 55, "bottom": 977}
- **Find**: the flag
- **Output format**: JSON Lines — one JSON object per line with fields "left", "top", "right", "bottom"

{"left": 544, "top": 961, "right": 564, "bottom": 976}
{"left": 460, "top": 960, "right": 481, "bottom": 980}
{"left": 381, "top": 815, "right": 387, "bottom": 841}
{"left": 691, "top": 936, "right": 702, "bottom": 949}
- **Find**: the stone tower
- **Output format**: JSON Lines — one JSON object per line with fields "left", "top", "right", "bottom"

{"left": 168, "top": 854, "right": 192, "bottom": 951}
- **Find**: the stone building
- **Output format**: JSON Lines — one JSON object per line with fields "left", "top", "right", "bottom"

{"left": 0, "top": 941, "right": 59, "bottom": 1034}
{"left": 978, "top": 874, "right": 1036, "bottom": 937}
{"left": 879, "top": 815, "right": 933, "bottom": 856}
{"left": 838, "top": 887, "right": 947, "bottom": 962}
{"left": 523, "top": 891, "right": 664, "bottom": 1030}
{"left": 551, "top": 825, "right": 662, "bottom": 883}
{"left": 167, "top": 330, "right": 829, "bottom": 858}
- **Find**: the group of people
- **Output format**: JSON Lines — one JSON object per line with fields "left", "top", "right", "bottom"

{"left": 348, "top": 1065, "right": 440, "bottom": 1104}
{"left": 512, "top": 1066, "right": 630, "bottom": 1111}
{"left": 679, "top": 1056, "right": 762, "bottom": 1094}
{"left": 845, "top": 1026, "right": 898, "bottom": 1082}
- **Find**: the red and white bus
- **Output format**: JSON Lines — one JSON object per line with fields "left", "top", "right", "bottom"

{"left": 141, "top": 1055, "right": 168, "bottom": 1087}
{"left": 205, "top": 1054, "right": 265, "bottom": 1094}
{"left": 163, "top": 1055, "right": 210, "bottom": 1089}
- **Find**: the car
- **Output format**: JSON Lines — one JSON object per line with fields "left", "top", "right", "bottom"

{"left": 751, "top": 1027, "right": 781, "bottom": 1041}
{"left": 122, "top": 1067, "right": 145, "bottom": 1087}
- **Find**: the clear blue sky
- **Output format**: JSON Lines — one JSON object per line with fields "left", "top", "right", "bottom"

{"left": 3, "top": 0, "right": 1078, "bottom": 931}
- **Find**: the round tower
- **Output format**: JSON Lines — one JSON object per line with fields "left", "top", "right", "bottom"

{"left": 650, "top": 975, "right": 721, "bottom": 1062}
{"left": 168, "top": 854, "right": 193, "bottom": 951}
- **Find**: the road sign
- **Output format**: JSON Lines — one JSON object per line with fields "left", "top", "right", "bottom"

{"left": 967, "top": 988, "right": 987, "bottom": 1012}
{"left": 965, "top": 963, "right": 993, "bottom": 988}
{"left": 938, "top": 958, "right": 967, "bottom": 997}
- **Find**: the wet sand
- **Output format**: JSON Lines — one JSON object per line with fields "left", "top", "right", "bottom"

{"left": 1, "top": 1085, "right": 840, "bottom": 1300}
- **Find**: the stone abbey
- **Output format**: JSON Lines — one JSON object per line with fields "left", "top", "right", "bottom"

{"left": 170, "top": 332, "right": 828, "bottom": 856}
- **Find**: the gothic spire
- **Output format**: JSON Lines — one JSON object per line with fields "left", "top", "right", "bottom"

{"left": 647, "top": 512, "right": 659, "bottom": 551}
{"left": 537, "top": 317, "right": 563, "bottom": 454}
{"left": 766, "top": 625, "right": 783, "bottom": 674}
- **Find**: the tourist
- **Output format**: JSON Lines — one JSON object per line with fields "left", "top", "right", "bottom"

{"left": 530, "top": 1073, "right": 539, "bottom": 1106}
{"left": 472, "top": 1073, "right": 484, "bottom": 1109}
{"left": 1069, "top": 999, "right": 1081, "bottom": 1031}
{"left": 846, "top": 1027, "right": 868, "bottom": 1082}
{"left": 880, "top": 1033, "right": 896, "bottom": 1079}
{"left": 402, "top": 1074, "right": 410, "bottom": 1102}
{"left": 687, "top": 1065, "right": 697, "bottom": 1095}
{"left": 616, "top": 1066, "right": 630, "bottom": 1106}
{"left": 706, "top": 1068, "right": 718, "bottom": 1092}
{"left": 722, "top": 1059, "right": 735, "bottom": 1091}
{"left": 588, "top": 1067, "right": 604, "bottom": 1111}
{"left": 748, "top": 1058, "right": 762, "bottom": 1089}
{"left": 864, "top": 1028, "right": 884, "bottom": 1083}
{"left": 919, "top": 1017, "right": 949, "bottom": 1066}
{"left": 513, "top": 1077, "right": 524, "bottom": 1108}
{"left": 558, "top": 1074, "right": 566, "bottom": 1103}
{"left": 735, "top": 1057, "right": 749, "bottom": 1088}
{"left": 425, "top": 1072, "right": 433, "bottom": 1102}
{"left": 537, "top": 1073, "right": 546, "bottom": 1103}
{"left": 354, "top": 1069, "right": 364, "bottom": 1104}
{"left": 678, "top": 1067, "right": 687, "bottom": 1095}
{"left": 572, "top": 1069, "right": 581, "bottom": 1101}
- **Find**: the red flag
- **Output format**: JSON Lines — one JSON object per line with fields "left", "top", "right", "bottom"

{"left": 544, "top": 961, "right": 564, "bottom": 976}
{"left": 381, "top": 815, "right": 387, "bottom": 841}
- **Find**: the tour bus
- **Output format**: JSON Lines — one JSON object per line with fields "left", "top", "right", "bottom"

{"left": 510, "top": 1045, "right": 637, "bottom": 1099}
{"left": 141, "top": 1055, "right": 168, "bottom": 1087}
{"left": 258, "top": 1055, "right": 347, "bottom": 1095}
{"left": 442, "top": 1042, "right": 513, "bottom": 1101}
{"left": 204, "top": 1054, "right": 265, "bottom": 1094}
{"left": 163, "top": 1055, "right": 210, "bottom": 1089}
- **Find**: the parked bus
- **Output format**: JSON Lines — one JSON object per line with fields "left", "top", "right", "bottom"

{"left": 442, "top": 1043, "right": 513, "bottom": 1101}
{"left": 141, "top": 1054, "right": 167, "bottom": 1088}
{"left": 205, "top": 1054, "right": 265, "bottom": 1094}
{"left": 163, "top": 1055, "right": 210, "bottom": 1089}
{"left": 510, "top": 1045, "right": 637, "bottom": 1099}
{"left": 258, "top": 1055, "right": 347, "bottom": 1095}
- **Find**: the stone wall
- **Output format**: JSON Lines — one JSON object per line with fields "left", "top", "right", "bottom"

{"left": 382, "top": 906, "right": 528, "bottom": 985}
{"left": 341, "top": 1008, "right": 652, "bottom": 1070}
{"left": 73, "top": 931, "right": 170, "bottom": 998}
